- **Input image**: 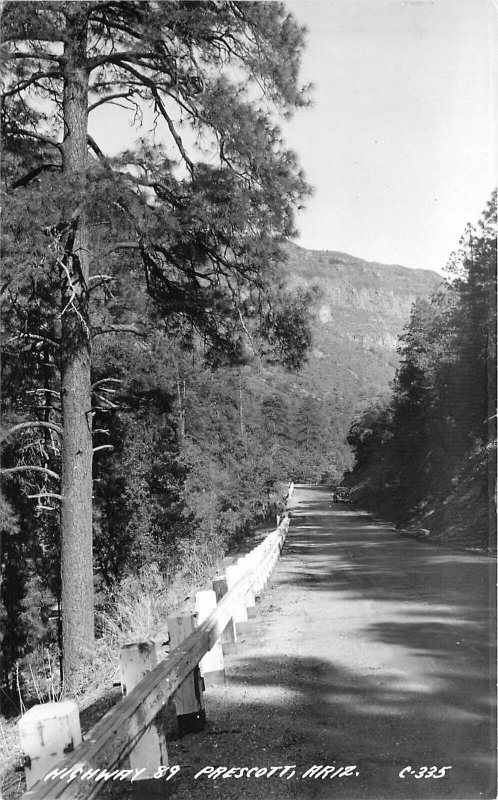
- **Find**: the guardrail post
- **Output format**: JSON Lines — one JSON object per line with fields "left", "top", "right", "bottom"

{"left": 119, "top": 641, "right": 169, "bottom": 778}
{"left": 259, "top": 548, "right": 272, "bottom": 589}
{"left": 237, "top": 556, "right": 256, "bottom": 617}
{"left": 167, "top": 612, "right": 206, "bottom": 735}
{"left": 251, "top": 543, "right": 267, "bottom": 597}
{"left": 271, "top": 546, "right": 278, "bottom": 570}
{"left": 251, "top": 565, "right": 263, "bottom": 599}
{"left": 225, "top": 564, "right": 250, "bottom": 634}
{"left": 18, "top": 701, "right": 82, "bottom": 789}
{"left": 212, "top": 575, "right": 237, "bottom": 654}
{"left": 195, "top": 590, "right": 225, "bottom": 686}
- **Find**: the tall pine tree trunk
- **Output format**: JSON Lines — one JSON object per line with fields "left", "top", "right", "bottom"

{"left": 60, "top": 6, "right": 94, "bottom": 690}
{"left": 238, "top": 368, "right": 246, "bottom": 441}
{"left": 175, "top": 365, "right": 186, "bottom": 446}
{"left": 487, "top": 327, "right": 497, "bottom": 547}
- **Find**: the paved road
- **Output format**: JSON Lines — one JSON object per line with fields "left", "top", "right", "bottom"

{"left": 120, "top": 486, "right": 497, "bottom": 800}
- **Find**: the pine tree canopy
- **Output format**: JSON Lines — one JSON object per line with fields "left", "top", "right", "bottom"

{"left": 1, "top": 0, "right": 313, "bottom": 688}
{"left": 2, "top": 1, "right": 312, "bottom": 355}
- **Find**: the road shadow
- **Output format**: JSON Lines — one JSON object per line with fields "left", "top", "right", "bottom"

{"left": 148, "top": 646, "right": 496, "bottom": 800}
{"left": 102, "top": 490, "right": 496, "bottom": 800}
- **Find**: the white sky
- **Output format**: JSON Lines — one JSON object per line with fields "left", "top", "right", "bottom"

{"left": 90, "top": 0, "right": 497, "bottom": 274}
{"left": 283, "top": 0, "right": 497, "bottom": 272}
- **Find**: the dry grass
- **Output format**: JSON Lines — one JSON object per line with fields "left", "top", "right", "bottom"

{"left": 0, "top": 649, "right": 65, "bottom": 800}
{"left": 0, "top": 534, "right": 258, "bottom": 799}
{"left": 0, "top": 715, "right": 24, "bottom": 800}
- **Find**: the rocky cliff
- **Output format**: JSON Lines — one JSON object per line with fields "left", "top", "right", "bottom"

{"left": 283, "top": 242, "right": 442, "bottom": 437}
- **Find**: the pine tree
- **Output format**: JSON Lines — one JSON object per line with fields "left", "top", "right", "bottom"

{"left": 347, "top": 191, "right": 496, "bottom": 542}
{"left": 1, "top": 1, "right": 311, "bottom": 688}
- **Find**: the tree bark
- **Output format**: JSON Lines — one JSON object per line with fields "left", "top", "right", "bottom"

{"left": 238, "top": 368, "right": 246, "bottom": 441}
{"left": 60, "top": 5, "right": 94, "bottom": 690}
{"left": 176, "top": 370, "right": 186, "bottom": 446}
{"left": 487, "top": 328, "right": 497, "bottom": 547}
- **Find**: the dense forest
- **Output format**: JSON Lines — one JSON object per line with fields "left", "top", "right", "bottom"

{"left": 1, "top": 0, "right": 495, "bottom": 735}
{"left": 347, "top": 191, "right": 497, "bottom": 551}
{"left": 0, "top": 0, "right": 360, "bottom": 717}
{"left": 0, "top": 0, "right": 323, "bottom": 707}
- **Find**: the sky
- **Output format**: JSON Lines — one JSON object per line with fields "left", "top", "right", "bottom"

{"left": 90, "top": 1, "right": 497, "bottom": 275}
{"left": 282, "top": 0, "right": 497, "bottom": 272}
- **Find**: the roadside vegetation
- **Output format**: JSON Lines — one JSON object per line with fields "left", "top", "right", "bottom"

{"left": 0, "top": 1, "right": 346, "bottom": 741}
{"left": 1, "top": 3, "right": 494, "bottom": 794}
{"left": 0, "top": 0, "right": 316, "bottom": 712}
{"left": 347, "top": 191, "right": 497, "bottom": 551}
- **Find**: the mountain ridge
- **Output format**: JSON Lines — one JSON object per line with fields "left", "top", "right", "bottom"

{"left": 274, "top": 242, "right": 443, "bottom": 474}
{"left": 287, "top": 241, "right": 439, "bottom": 279}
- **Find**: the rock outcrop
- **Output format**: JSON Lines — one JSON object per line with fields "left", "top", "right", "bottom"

{"left": 284, "top": 241, "right": 442, "bottom": 416}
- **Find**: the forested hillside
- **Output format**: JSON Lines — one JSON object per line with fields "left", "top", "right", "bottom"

{"left": 0, "top": 0, "right": 316, "bottom": 707}
{"left": 347, "top": 191, "right": 497, "bottom": 552}
{"left": 0, "top": 246, "right": 440, "bottom": 713}
{"left": 1, "top": 239, "right": 440, "bottom": 707}
{"left": 276, "top": 244, "right": 441, "bottom": 472}
{"left": 0, "top": 0, "right": 453, "bottom": 719}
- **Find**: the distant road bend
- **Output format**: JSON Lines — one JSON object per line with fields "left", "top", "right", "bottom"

{"left": 127, "top": 484, "right": 497, "bottom": 800}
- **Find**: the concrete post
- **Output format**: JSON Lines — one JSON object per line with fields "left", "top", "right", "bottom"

{"left": 18, "top": 701, "right": 82, "bottom": 789}
{"left": 226, "top": 564, "right": 250, "bottom": 634}
{"left": 195, "top": 590, "right": 225, "bottom": 686}
{"left": 237, "top": 557, "right": 256, "bottom": 617}
{"left": 167, "top": 612, "right": 206, "bottom": 734}
{"left": 119, "top": 641, "right": 168, "bottom": 777}
{"left": 212, "top": 575, "right": 237, "bottom": 654}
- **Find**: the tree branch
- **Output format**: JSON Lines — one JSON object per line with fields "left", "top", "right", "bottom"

{"left": 26, "top": 389, "right": 61, "bottom": 397}
{"left": 103, "top": 241, "right": 141, "bottom": 256}
{"left": 28, "top": 492, "right": 62, "bottom": 501}
{"left": 1, "top": 465, "right": 60, "bottom": 481}
{"left": 87, "top": 134, "right": 105, "bottom": 159}
{"left": 1, "top": 421, "right": 63, "bottom": 443}
{"left": 5, "top": 51, "right": 63, "bottom": 63}
{"left": 93, "top": 394, "right": 119, "bottom": 409}
{"left": 92, "top": 324, "right": 146, "bottom": 338}
{"left": 1, "top": 68, "right": 62, "bottom": 98}
{"left": 87, "top": 51, "right": 163, "bottom": 70}
{"left": 11, "top": 128, "right": 62, "bottom": 151}
{"left": 87, "top": 13, "right": 147, "bottom": 43}
{"left": 238, "top": 308, "right": 258, "bottom": 357}
{"left": 88, "top": 91, "right": 137, "bottom": 113}
{"left": 91, "top": 378, "right": 122, "bottom": 390}
{"left": 11, "top": 163, "right": 62, "bottom": 189}
{"left": 88, "top": 274, "right": 115, "bottom": 292}
{"left": 114, "top": 61, "right": 194, "bottom": 173}
{"left": 9, "top": 332, "right": 60, "bottom": 348}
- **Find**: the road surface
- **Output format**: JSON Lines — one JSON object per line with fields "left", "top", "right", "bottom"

{"left": 118, "top": 485, "right": 497, "bottom": 800}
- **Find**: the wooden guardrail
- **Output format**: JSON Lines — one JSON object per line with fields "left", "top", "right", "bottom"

{"left": 20, "top": 517, "right": 290, "bottom": 799}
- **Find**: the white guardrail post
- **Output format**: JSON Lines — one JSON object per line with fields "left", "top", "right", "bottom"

{"left": 225, "top": 563, "right": 249, "bottom": 634}
{"left": 166, "top": 611, "right": 206, "bottom": 735}
{"left": 18, "top": 701, "right": 82, "bottom": 789}
{"left": 238, "top": 556, "right": 256, "bottom": 617}
{"left": 212, "top": 573, "right": 237, "bottom": 653}
{"left": 18, "top": 488, "right": 292, "bottom": 799}
{"left": 119, "top": 641, "right": 169, "bottom": 779}
{"left": 195, "top": 590, "right": 225, "bottom": 686}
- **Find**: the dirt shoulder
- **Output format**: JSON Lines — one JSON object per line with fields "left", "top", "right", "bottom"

{"left": 105, "top": 486, "right": 495, "bottom": 800}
